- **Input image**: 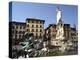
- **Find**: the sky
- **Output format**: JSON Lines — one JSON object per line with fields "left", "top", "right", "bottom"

{"left": 10, "top": 1, "right": 78, "bottom": 29}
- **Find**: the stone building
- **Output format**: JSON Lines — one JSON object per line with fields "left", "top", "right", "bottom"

{"left": 44, "top": 24, "right": 72, "bottom": 45}
{"left": 26, "top": 18, "right": 45, "bottom": 39}
{"left": 9, "top": 21, "right": 26, "bottom": 45}
{"left": 44, "top": 24, "right": 56, "bottom": 45}
{"left": 71, "top": 27, "right": 78, "bottom": 50}
{"left": 64, "top": 24, "right": 71, "bottom": 40}
{"left": 9, "top": 18, "right": 45, "bottom": 45}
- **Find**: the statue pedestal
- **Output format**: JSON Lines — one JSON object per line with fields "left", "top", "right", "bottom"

{"left": 55, "top": 37, "right": 68, "bottom": 52}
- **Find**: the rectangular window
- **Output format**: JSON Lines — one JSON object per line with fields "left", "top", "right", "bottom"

{"left": 40, "top": 33, "right": 42, "bottom": 37}
{"left": 32, "top": 25, "right": 34, "bottom": 28}
{"left": 40, "top": 25, "right": 42, "bottom": 28}
{"left": 40, "top": 29, "right": 42, "bottom": 32}
{"left": 27, "top": 24, "right": 29, "bottom": 27}
{"left": 19, "top": 31, "right": 22, "bottom": 34}
{"left": 19, "top": 35, "right": 21, "bottom": 38}
{"left": 16, "top": 31, "right": 18, "bottom": 34}
{"left": 20, "top": 26, "right": 22, "bottom": 29}
{"left": 40, "top": 21, "right": 43, "bottom": 24}
{"left": 36, "top": 29, "right": 38, "bottom": 32}
{"left": 15, "top": 34, "right": 17, "bottom": 39}
{"left": 32, "top": 29, "right": 34, "bottom": 32}
{"left": 27, "top": 29, "right": 30, "bottom": 32}
{"left": 36, "top": 21, "right": 39, "bottom": 23}
{"left": 27, "top": 29, "right": 28, "bottom": 31}
{"left": 40, "top": 21, "right": 42, "bottom": 24}
{"left": 16, "top": 26, "right": 18, "bottom": 29}
{"left": 23, "top": 31, "right": 25, "bottom": 34}
{"left": 36, "top": 25, "right": 38, "bottom": 28}
{"left": 32, "top": 21, "right": 34, "bottom": 23}
{"left": 23, "top": 26, "right": 25, "bottom": 29}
